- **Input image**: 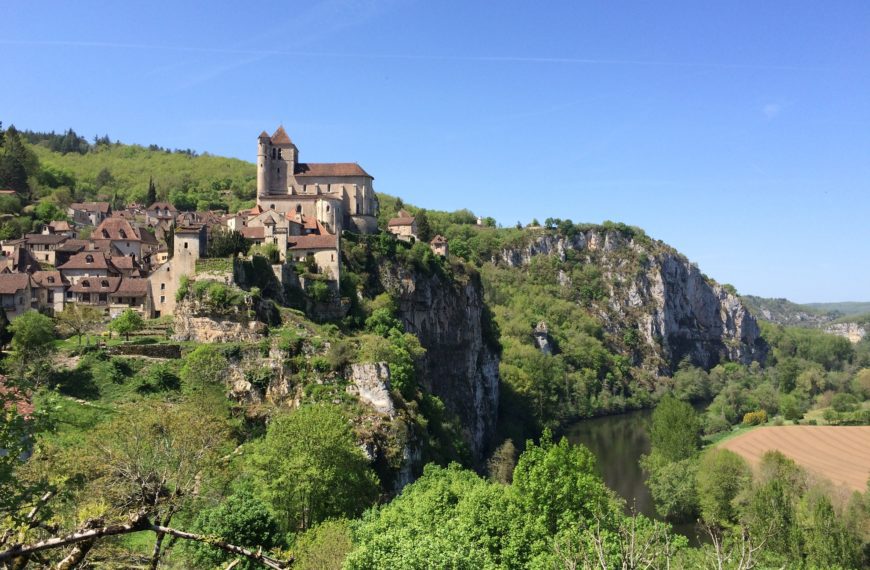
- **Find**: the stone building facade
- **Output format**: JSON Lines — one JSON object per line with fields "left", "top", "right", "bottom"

{"left": 255, "top": 127, "right": 379, "bottom": 234}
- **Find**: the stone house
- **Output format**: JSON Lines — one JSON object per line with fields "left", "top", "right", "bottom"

{"left": 387, "top": 209, "right": 417, "bottom": 241}
{"left": 92, "top": 217, "right": 145, "bottom": 259}
{"left": 0, "top": 273, "right": 33, "bottom": 319}
{"left": 57, "top": 252, "right": 120, "bottom": 286}
{"left": 23, "top": 233, "right": 68, "bottom": 265}
{"left": 109, "top": 278, "right": 151, "bottom": 317}
{"left": 42, "top": 221, "right": 76, "bottom": 238}
{"left": 31, "top": 270, "right": 67, "bottom": 314}
{"left": 145, "top": 202, "right": 177, "bottom": 227}
{"left": 68, "top": 277, "right": 121, "bottom": 308}
{"left": 430, "top": 235, "right": 449, "bottom": 257}
{"left": 287, "top": 233, "right": 340, "bottom": 282}
{"left": 68, "top": 202, "right": 111, "bottom": 226}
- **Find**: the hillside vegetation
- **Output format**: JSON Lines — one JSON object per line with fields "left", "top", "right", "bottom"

{"left": 2, "top": 125, "right": 869, "bottom": 568}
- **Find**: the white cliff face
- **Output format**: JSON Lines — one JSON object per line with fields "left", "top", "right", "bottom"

{"left": 347, "top": 362, "right": 396, "bottom": 417}
{"left": 496, "top": 230, "right": 767, "bottom": 375}
{"left": 824, "top": 322, "right": 867, "bottom": 344}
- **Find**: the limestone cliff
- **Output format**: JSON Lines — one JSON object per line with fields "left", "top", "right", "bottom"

{"left": 496, "top": 229, "right": 767, "bottom": 375}
{"left": 373, "top": 263, "right": 500, "bottom": 464}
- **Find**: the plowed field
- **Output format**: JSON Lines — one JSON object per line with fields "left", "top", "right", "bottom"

{"left": 718, "top": 426, "right": 870, "bottom": 491}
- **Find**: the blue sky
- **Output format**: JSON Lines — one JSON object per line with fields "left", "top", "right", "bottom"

{"left": 2, "top": 1, "right": 869, "bottom": 303}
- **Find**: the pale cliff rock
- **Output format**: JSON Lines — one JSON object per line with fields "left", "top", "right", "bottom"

{"left": 824, "top": 322, "right": 867, "bottom": 344}
{"left": 496, "top": 230, "right": 767, "bottom": 374}
{"left": 173, "top": 299, "right": 267, "bottom": 343}
{"left": 347, "top": 362, "right": 396, "bottom": 417}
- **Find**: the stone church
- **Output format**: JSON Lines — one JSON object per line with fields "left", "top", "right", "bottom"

{"left": 256, "top": 127, "right": 379, "bottom": 234}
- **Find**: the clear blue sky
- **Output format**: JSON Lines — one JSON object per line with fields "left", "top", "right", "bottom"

{"left": 2, "top": 1, "right": 869, "bottom": 303}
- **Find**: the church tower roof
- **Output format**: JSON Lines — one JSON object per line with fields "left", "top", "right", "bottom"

{"left": 270, "top": 126, "right": 294, "bottom": 146}
{"left": 258, "top": 130, "right": 270, "bottom": 140}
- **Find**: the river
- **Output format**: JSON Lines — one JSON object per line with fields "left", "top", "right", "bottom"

{"left": 564, "top": 408, "right": 702, "bottom": 541}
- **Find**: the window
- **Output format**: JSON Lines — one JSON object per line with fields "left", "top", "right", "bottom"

{"left": 160, "top": 295, "right": 165, "bottom": 303}
{"left": 85, "top": 254, "right": 94, "bottom": 263}
{"left": 99, "top": 293, "right": 107, "bottom": 302}
{"left": 82, "top": 279, "right": 90, "bottom": 287}
{"left": 270, "top": 204, "right": 275, "bottom": 210}
{"left": 47, "top": 276, "right": 54, "bottom": 283}
{"left": 160, "top": 283, "right": 165, "bottom": 290}
{"left": 296, "top": 205, "right": 302, "bottom": 213}
{"left": 119, "top": 230, "right": 127, "bottom": 239}
{"left": 184, "top": 242, "right": 188, "bottom": 249}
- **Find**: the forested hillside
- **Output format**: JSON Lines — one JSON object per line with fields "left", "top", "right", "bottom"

{"left": 2, "top": 124, "right": 869, "bottom": 568}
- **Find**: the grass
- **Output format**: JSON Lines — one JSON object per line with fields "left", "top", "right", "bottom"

{"left": 705, "top": 423, "right": 767, "bottom": 447}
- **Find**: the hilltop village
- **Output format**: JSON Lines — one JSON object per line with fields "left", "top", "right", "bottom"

{"left": 0, "top": 127, "right": 448, "bottom": 320}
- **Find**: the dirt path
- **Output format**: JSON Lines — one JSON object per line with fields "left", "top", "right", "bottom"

{"left": 718, "top": 426, "right": 870, "bottom": 491}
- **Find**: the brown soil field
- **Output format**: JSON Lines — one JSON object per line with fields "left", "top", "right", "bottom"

{"left": 718, "top": 426, "right": 870, "bottom": 491}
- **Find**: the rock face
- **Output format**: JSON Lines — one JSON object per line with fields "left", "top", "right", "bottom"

{"left": 376, "top": 265, "right": 500, "bottom": 464}
{"left": 497, "top": 230, "right": 767, "bottom": 374}
{"left": 824, "top": 322, "right": 867, "bottom": 344}
{"left": 533, "top": 321, "right": 553, "bottom": 355}
{"left": 173, "top": 299, "right": 267, "bottom": 343}
{"left": 347, "top": 363, "right": 396, "bottom": 417}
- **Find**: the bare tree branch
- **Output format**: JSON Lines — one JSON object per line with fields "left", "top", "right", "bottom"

{"left": 0, "top": 515, "right": 293, "bottom": 570}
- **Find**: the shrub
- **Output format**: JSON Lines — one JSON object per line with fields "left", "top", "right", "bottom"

{"left": 831, "top": 393, "right": 858, "bottom": 413}
{"left": 742, "top": 410, "right": 768, "bottom": 426}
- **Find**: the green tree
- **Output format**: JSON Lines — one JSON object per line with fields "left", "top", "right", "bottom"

{"left": 55, "top": 304, "right": 103, "bottom": 346}
{"left": 180, "top": 345, "right": 229, "bottom": 394}
{"left": 0, "top": 126, "right": 38, "bottom": 196}
{"left": 6, "top": 310, "right": 56, "bottom": 387}
{"left": 649, "top": 395, "right": 701, "bottom": 462}
{"left": 109, "top": 309, "right": 144, "bottom": 341}
{"left": 512, "top": 431, "right": 615, "bottom": 535}
{"left": 207, "top": 228, "right": 250, "bottom": 258}
{"left": 641, "top": 454, "right": 699, "bottom": 520}
{"left": 800, "top": 489, "right": 862, "bottom": 569}
{"left": 184, "top": 490, "right": 282, "bottom": 570}
{"left": 293, "top": 519, "right": 354, "bottom": 570}
{"left": 146, "top": 175, "right": 157, "bottom": 205}
{"left": 415, "top": 209, "right": 432, "bottom": 242}
{"left": 696, "top": 449, "right": 751, "bottom": 526}
{"left": 251, "top": 404, "right": 379, "bottom": 531}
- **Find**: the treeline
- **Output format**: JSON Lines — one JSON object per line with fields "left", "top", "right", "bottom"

{"left": 641, "top": 396, "right": 868, "bottom": 568}
{"left": 0, "top": 123, "right": 257, "bottom": 240}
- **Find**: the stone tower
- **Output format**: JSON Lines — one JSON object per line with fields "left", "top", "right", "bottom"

{"left": 257, "top": 126, "right": 298, "bottom": 196}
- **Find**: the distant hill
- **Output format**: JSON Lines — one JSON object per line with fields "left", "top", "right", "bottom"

{"left": 740, "top": 295, "right": 837, "bottom": 328}
{"left": 804, "top": 301, "right": 870, "bottom": 317}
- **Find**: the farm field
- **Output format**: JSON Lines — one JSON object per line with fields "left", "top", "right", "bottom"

{"left": 719, "top": 426, "right": 870, "bottom": 491}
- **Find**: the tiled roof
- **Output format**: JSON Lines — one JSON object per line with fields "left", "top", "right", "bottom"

{"left": 47, "top": 221, "right": 71, "bottom": 232}
{"left": 112, "top": 277, "right": 149, "bottom": 296}
{"left": 94, "top": 218, "right": 142, "bottom": 242}
{"left": 430, "top": 235, "right": 448, "bottom": 244}
{"left": 24, "top": 233, "right": 68, "bottom": 246}
{"left": 287, "top": 234, "right": 338, "bottom": 250}
{"left": 31, "top": 271, "right": 65, "bottom": 288}
{"left": 0, "top": 273, "right": 30, "bottom": 294}
{"left": 147, "top": 202, "right": 177, "bottom": 213}
{"left": 56, "top": 240, "right": 88, "bottom": 253}
{"left": 69, "top": 276, "right": 121, "bottom": 294}
{"left": 109, "top": 256, "right": 138, "bottom": 270}
{"left": 388, "top": 215, "right": 415, "bottom": 227}
{"left": 58, "top": 251, "right": 111, "bottom": 270}
{"left": 239, "top": 227, "right": 265, "bottom": 239}
{"left": 293, "top": 162, "right": 370, "bottom": 178}
{"left": 70, "top": 202, "right": 110, "bottom": 213}
{"left": 270, "top": 126, "right": 294, "bottom": 146}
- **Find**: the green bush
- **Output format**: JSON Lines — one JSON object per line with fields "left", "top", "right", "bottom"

{"left": 831, "top": 393, "right": 858, "bottom": 412}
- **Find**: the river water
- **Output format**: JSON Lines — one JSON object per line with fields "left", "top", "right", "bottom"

{"left": 564, "top": 408, "right": 702, "bottom": 541}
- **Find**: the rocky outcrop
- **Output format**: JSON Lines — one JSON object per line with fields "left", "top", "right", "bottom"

{"left": 496, "top": 230, "right": 767, "bottom": 374}
{"left": 375, "top": 264, "right": 500, "bottom": 464}
{"left": 533, "top": 321, "right": 552, "bottom": 355}
{"left": 824, "top": 322, "right": 867, "bottom": 344}
{"left": 347, "top": 363, "right": 396, "bottom": 417}
{"left": 173, "top": 299, "right": 267, "bottom": 343}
